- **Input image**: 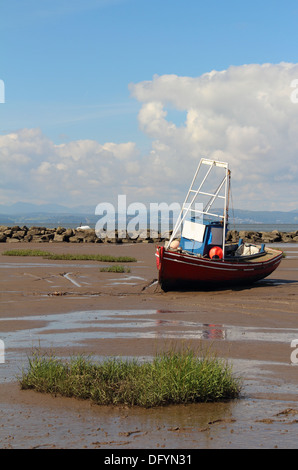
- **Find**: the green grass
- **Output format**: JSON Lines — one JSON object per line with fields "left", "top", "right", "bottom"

{"left": 100, "top": 265, "right": 131, "bottom": 273}
{"left": 2, "top": 249, "right": 137, "bottom": 263}
{"left": 2, "top": 249, "right": 52, "bottom": 257}
{"left": 19, "top": 348, "right": 241, "bottom": 407}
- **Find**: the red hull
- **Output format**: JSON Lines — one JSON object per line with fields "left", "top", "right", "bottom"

{"left": 155, "top": 246, "right": 283, "bottom": 290}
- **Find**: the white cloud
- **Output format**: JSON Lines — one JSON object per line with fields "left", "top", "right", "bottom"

{"left": 1, "top": 63, "right": 298, "bottom": 211}
{"left": 130, "top": 63, "right": 298, "bottom": 210}
{"left": 0, "top": 128, "right": 140, "bottom": 206}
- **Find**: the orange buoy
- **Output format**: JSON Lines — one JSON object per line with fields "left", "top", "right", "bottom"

{"left": 209, "top": 246, "right": 223, "bottom": 259}
{"left": 170, "top": 240, "right": 180, "bottom": 249}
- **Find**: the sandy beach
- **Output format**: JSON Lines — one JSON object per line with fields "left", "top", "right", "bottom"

{"left": 1, "top": 241, "right": 298, "bottom": 449}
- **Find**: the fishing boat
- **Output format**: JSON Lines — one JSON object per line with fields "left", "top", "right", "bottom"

{"left": 155, "top": 158, "right": 283, "bottom": 291}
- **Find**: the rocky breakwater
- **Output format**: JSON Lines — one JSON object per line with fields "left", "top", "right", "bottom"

{"left": 0, "top": 226, "right": 163, "bottom": 244}
{"left": 227, "top": 229, "right": 298, "bottom": 244}
{"left": 0, "top": 225, "right": 298, "bottom": 244}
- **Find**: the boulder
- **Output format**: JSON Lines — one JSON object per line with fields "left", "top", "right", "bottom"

{"left": 40, "top": 234, "right": 54, "bottom": 242}
{"left": 68, "top": 236, "right": 81, "bottom": 243}
{"left": 64, "top": 228, "right": 74, "bottom": 237}
{"left": 226, "top": 230, "right": 239, "bottom": 242}
{"left": 56, "top": 226, "right": 66, "bottom": 235}
{"left": 11, "top": 230, "right": 27, "bottom": 239}
{"left": 260, "top": 232, "right": 276, "bottom": 243}
{"left": 53, "top": 233, "right": 68, "bottom": 242}
{"left": 27, "top": 228, "right": 43, "bottom": 236}
{"left": 281, "top": 233, "right": 294, "bottom": 242}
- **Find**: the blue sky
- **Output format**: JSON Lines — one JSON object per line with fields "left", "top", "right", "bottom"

{"left": 1, "top": 0, "right": 298, "bottom": 211}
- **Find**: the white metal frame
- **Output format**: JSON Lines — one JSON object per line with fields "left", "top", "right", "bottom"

{"left": 167, "top": 158, "right": 230, "bottom": 258}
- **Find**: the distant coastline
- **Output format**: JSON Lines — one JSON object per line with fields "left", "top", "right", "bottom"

{"left": 0, "top": 203, "right": 298, "bottom": 232}
{"left": 0, "top": 203, "right": 298, "bottom": 234}
{"left": 0, "top": 224, "right": 297, "bottom": 244}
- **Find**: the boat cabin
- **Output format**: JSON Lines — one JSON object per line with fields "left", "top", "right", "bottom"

{"left": 179, "top": 218, "right": 226, "bottom": 258}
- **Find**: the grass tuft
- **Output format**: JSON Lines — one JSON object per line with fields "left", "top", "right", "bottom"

{"left": 2, "top": 249, "right": 52, "bottom": 257}
{"left": 100, "top": 265, "right": 131, "bottom": 273}
{"left": 19, "top": 348, "right": 241, "bottom": 407}
{"left": 2, "top": 249, "right": 137, "bottom": 263}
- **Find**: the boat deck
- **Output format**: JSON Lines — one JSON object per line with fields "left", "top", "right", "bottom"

{"left": 167, "top": 247, "right": 282, "bottom": 264}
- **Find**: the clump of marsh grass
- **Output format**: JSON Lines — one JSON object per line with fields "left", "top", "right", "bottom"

{"left": 2, "top": 249, "right": 137, "bottom": 263}
{"left": 100, "top": 265, "right": 131, "bottom": 273}
{"left": 19, "top": 348, "right": 241, "bottom": 407}
{"left": 3, "top": 249, "right": 52, "bottom": 257}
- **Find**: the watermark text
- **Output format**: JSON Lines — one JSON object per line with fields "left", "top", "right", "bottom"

{"left": 290, "top": 79, "right": 298, "bottom": 103}
{"left": 0, "top": 340, "right": 5, "bottom": 364}
{"left": 95, "top": 195, "right": 204, "bottom": 240}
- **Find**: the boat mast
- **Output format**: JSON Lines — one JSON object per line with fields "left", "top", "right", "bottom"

{"left": 222, "top": 167, "right": 230, "bottom": 259}
{"left": 167, "top": 158, "right": 230, "bottom": 258}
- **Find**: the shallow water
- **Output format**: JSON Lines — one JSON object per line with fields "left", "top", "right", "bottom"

{"left": 1, "top": 307, "right": 298, "bottom": 448}
{"left": 1, "top": 309, "right": 298, "bottom": 398}
{"left": 1, "top": 309, "right": 298, "bottom": 353}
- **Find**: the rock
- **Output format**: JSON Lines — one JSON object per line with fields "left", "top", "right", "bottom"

{"left": 56, "top": 226, "right": 66, "bottom": 235}
{"left": 83, "top": 235, "right": 97, "bottom": 243}
{"left": 68, "top": 236, "right": 81, "bottom": 243}
{"left": 11, "top": 230, "right": 26, "bottom": 239}
{"left": 31, "top": 236, "right": 46, "bottom": 242}
{"left": 226, "top": 230, "right": 239, "bottom": 242}
{"left": 95, "top": 228, "right": 106, "bottom": 240}
{"left": 280, "top": 232, "right": 293, "bottom": 242}
{"left": 27, "top": 228, "right": 43, "bottom": 236}
{"left": 117, "top": 229, "right": 127, "bottom": 240}
{"left": 160, "top": 231, "right": 172, "bottom": 240}
{"left": 40, "top": 234, "right": 54, "bottom": 242}
{"left": 0, "top": 224, "right": 296, "bottom": 244}
{"left": 127, "top": 231, "right": 139, "bottom": 240}
{"left": 53, "top": 233, "right": 68, "bottom": 242}
{"left": 260, "top": 232, "right": 276, "bottom": 243}
{"left": 3, "top": 229, "right": 13, "bottom": 237}
{"left": 64, "top": 228, "right": 74, "bottom": 237}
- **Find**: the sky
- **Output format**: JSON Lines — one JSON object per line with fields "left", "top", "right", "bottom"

{"left": 1, "top": 0, "right": 298, "bottom": 212}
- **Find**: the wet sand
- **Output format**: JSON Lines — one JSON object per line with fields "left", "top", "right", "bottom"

{"left": 1, "top": 241, "right": 298, "bottom": 449}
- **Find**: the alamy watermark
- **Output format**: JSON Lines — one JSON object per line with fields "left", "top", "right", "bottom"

{"left": 0, "top": 340, "right": 4, "bottom": 364}
{"left": 290, "top": 339, "right": 298, "bottom": 364}
{"left": 290, "top": 79, "right": 298, "bottom": 103}
{"left": 0, "top": 79, "right": 4, "bottom": 103}
{"left": 94, "top": 195, "right": 203, "bottom": 239}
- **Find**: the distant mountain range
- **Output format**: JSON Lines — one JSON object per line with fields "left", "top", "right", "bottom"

{"left": 230, "top": 208, "right": 298, "bottom": 224}
{"left": 0, "top": 202, "right": 298, "bottom": 227}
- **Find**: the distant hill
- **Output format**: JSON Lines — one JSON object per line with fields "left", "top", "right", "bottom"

{"left": 230, "top": 208, "right": 298, "bottom": 224}
{"left": 0, "top": 202, "right": 298, "bottom": 228}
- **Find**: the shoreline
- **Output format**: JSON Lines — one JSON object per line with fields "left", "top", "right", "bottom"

{"left": 0, "top": 224, "right": 298, "bottom": 244}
